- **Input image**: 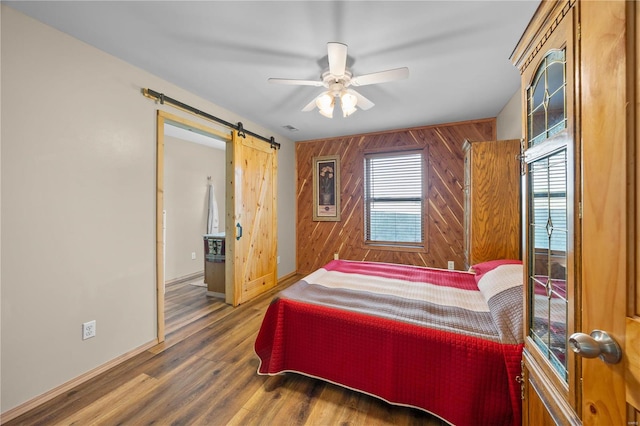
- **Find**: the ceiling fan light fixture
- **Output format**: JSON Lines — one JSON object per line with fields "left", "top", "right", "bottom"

{"left": 316, "top": 92, "right": 335, "bottom": 118}
{"left": 341, "top": 106, "right": 357, "bottom": 117}
{"left": 319, "top": 107, "right": 334, "bottom": 118}
{"left": 340, "top": 91, "right": 358, "bottom": 117}
{"left": 271, "top": 42, "right": 406, "bottom": 118}
{"left": 316, "top": 92, "right": 333, "bottom": 109}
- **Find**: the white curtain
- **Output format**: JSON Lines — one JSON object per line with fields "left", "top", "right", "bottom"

{"left": 207, "top": 182, "right": 219, "bottom": 234}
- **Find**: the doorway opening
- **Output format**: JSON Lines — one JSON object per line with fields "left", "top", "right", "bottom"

{"left": 156, "top": 111, "right": 231, "bottom": 342}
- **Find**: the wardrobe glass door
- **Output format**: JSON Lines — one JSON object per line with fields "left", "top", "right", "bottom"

{"left": 528, "top": 150, "right": 568, "bottom": 380}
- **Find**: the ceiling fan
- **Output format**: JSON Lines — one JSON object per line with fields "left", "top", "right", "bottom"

{"left": 268, "top": 42, "right": 409, "bottom": 118}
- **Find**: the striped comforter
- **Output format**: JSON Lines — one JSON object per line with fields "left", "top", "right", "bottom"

{"left": 255, "top": 259, "right": 524, "bottom": 426}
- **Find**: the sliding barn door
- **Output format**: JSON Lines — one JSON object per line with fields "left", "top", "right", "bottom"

{"left": 226, "top": 130, "right": 278, "bottom": 306}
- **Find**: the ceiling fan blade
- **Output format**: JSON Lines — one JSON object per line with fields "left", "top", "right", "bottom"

{"left": 348, "top": 89, "right": 375, "bottom": 110}
{"left": 350, "top": 67, "right": 409, "bottom": 87}
{"left": 302, "top": 94, "right": 321, "bottom": 112}
{"left": 327, "top": 42, "right": 348, "bottom": 77}
{"left": 268, "top": 78, "right": 325, "bottom": 87}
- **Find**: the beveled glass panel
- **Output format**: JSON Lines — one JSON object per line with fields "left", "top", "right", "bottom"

{"left": 531, "top": 276, "right": 550, "bottom": 331}
{"left": 547, "top": 121, "right": 566, "bottom": 140}
{"left": 532, "top": 251, "right": 548, "bottom": 276}
{"left": 547, "top": 61, "right": 564, "bottom": 94}
{"left": 549, "top": 253, "right": 566, "bottom": 281}
{"left": 531, "top": 106, "right": 547, "bottom": 143}
{"left": 547, "top": 90, "right": 565, "bottom": 131}
{"left": 532, "top": 74, "right": 546, "bottom": 109}
{"left": 527, "top": 49, "right": 566, "bottom": 148}
{"left": 549, "top": 285, "right": 568, "bottom": 371}
{"left": 528, "top": 150, "right": 568, "bottom": 381}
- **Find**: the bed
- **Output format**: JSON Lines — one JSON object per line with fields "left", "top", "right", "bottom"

{"left": 254, "top": 259, "right": 524, "bottom": 426}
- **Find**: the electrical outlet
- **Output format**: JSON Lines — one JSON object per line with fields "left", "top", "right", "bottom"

{"left": 277, "top": 256, "right": 281, "bottom": 264}
{"left": 447, "top": 261, "right": 455, "bottom": 270}
{"left": 334, "top": 253, "right": 339, "bottom": 260}
{"left": 82, "top": 320, "right": 96, "bottom": 340}
{"left": 191, "top": 252, "right": 196, "bottom": 260}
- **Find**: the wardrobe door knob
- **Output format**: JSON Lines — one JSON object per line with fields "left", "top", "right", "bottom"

{"left": 568, "top": 330, "right": 622, "bottom": 364}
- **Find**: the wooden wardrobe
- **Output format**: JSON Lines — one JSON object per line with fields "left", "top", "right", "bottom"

{"left": 511, "top": 1, "right": 639, "bottom": 424}
{"left": 463, "top": 139, "right": 521, "bottom": 269}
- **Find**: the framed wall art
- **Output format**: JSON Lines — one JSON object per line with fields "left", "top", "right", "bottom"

{"left": 312, "top": 155, "right": 340, "bottom": 221}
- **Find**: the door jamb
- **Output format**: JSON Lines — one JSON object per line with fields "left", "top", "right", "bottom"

{"left": 155, "top": 110, "right": 231, "bottom": 342}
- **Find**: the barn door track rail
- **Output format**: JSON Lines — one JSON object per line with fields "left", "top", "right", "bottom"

{"left": 142, "top": 88, "right": 280, "bottom": 150}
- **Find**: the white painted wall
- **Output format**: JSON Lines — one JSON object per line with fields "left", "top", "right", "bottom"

{"left": 497, "top": 89, "right": 523, "bottom": 140}
{"left": 0, "top": 5, "right": 296, "bottom": 413}
{"left": 164, "top": 134, "right": 226, "bottom": 281}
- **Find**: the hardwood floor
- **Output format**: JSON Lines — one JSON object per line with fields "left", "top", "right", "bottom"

{"left": 5, "top": 275, "right": 447, "bottom": 426}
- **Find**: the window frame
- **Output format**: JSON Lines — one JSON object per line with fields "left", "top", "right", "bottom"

{"left": 362, "top": 147, "right": 428, "bottom": 251}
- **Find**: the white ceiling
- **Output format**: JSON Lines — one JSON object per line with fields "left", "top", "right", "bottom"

{"left": 6, "top": 1, "right": 540, "bottom": 142}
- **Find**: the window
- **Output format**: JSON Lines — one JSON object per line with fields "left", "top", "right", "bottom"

{"left": 364, "top": 151, "right": 424, "bottom": 246}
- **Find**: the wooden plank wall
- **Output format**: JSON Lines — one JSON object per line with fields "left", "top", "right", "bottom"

{"left": 296, "top": 118, "right": 496, "bottom": 274}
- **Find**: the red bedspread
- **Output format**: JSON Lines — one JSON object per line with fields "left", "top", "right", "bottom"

{"left": 255, "top": 259, "right": 524, "bottom": 426}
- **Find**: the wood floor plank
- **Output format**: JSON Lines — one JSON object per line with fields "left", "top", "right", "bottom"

{"left": 97, "top": 355, "right": 219, "bottom": 425}
{"left": 305, "top": 379, "right": 374, "bottom": 425}
{"left": 52, "top": 374, "right": 159, "bottom": 426}
{"left": 229, "top": 373, "right": 322, "bottom": 425}
{"left": 179, "top": 352, "right": 265, "bottom": 425}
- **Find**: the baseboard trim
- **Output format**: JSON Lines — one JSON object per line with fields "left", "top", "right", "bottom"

{"left": 278, "top": 270, "right": 299, "bottom": 283}
{"left": 165, "top": 270, "right": 204, "bottom": 286}
{"left": 0, "top": 339, "right": 158, "bottom": 423}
